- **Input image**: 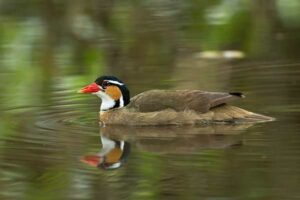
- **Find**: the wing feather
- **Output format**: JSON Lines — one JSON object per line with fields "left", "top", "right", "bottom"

{"left": 128, "top": 90, "right": 244, "bottom": 113}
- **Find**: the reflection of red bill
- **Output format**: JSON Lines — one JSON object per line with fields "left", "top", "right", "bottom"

{"left": 81, "top": 155, "right": 102, "bottom": 167}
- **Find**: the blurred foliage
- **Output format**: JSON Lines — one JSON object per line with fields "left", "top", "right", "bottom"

{"left": 0, "top": 0, "right": 300, "bottom": 76}
{"left": 0, "top": 0, "right": 299, "bottom": 104}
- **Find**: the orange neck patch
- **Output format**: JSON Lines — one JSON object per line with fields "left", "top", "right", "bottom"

{"left": 106, "top": 86, "right": 122, "bottom": 100}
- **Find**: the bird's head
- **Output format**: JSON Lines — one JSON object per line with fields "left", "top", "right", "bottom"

{"left": 79, "top": 76, "right": 130, "bottom": 112}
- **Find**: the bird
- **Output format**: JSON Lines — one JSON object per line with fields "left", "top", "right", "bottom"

{"left": 78, "top": 75, "right": 275, "bottom": 126}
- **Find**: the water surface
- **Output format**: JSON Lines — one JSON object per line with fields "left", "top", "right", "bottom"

{"left": 0, "top": 60, "right": 299, "bottom": 200}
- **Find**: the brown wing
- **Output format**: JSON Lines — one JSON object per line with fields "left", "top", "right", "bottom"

{"left": 127, "top": 90, "right": 244, "bottom": 113}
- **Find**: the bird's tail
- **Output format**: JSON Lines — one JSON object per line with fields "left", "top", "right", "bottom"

{"left": 210, "top": 105, "right": 275, "bottom": 124}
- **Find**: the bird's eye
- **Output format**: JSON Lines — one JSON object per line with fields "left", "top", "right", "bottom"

{"left": 102, "top": 81, "right": 110, "bottom": 88}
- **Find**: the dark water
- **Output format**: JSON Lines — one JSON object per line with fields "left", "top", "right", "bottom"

{"left": 0, "top": 60, "right": 299, "bottom": 200}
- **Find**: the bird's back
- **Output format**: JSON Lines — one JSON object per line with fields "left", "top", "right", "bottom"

{"left": 127, "top": 90, "right": 243, "bottom": 113}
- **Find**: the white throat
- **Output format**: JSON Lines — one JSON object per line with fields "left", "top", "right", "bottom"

{"left": 94, "top": 91, "right": 116, "bottom": 112}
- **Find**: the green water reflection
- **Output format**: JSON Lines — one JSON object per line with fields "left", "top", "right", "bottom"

{"left": 1, "top": 0, "right": 300, "bottom": 199}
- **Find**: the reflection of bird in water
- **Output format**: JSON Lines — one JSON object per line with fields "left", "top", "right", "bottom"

{"left": 82, "top": 124, "right": 247, "bottom": 170}
{"left": 81, "top": 135, "right": 130, "bottom": 170}
{"left": 101, "top": 125, "right": 245, "bottom": 154}
{"left": 79, "top": 76, "right": 274, "bottom": 125}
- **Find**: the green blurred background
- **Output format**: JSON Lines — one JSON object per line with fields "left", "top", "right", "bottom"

{"left": 1, "top": 0, "right": 300, "bottom": 108}
{"left": 1, "top": 0, "right": 300, "bottom": 77}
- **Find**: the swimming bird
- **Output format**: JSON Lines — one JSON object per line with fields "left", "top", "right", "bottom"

{"left": 79, "top": 76, "right": 274, "bottom": 125}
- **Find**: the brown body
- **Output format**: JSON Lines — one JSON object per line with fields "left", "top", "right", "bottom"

{"left": 100, "top": 90, "right": 274, "bottom": 125}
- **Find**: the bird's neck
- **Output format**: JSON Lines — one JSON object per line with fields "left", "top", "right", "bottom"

{"left": 99, "top": 96, "right": 117, "bottom": 112}
{"left": 95, "top": 92, "right": 125, "bottom": 112}
{"left": 94, "top": 87, "right": 130, "bottom": 112}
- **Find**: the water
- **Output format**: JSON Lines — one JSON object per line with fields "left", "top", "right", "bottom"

{"left": 0, "top": 60, "right": 299, "bottom": 200}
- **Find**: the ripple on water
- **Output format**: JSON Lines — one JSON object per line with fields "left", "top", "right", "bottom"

{"left": 35, "top": 108, "right": 98, "bottom": 131}
{"left": 0, "top": 89, "right": 101, "bottom": 169}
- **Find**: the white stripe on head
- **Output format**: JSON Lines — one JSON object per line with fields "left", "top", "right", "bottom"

{"left": 107, "top": 80, "right": 124, "bottom": 86}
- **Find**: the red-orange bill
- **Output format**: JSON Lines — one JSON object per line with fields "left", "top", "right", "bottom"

{"left": 78, "top": 83, "right": 100, "bottom": 93}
